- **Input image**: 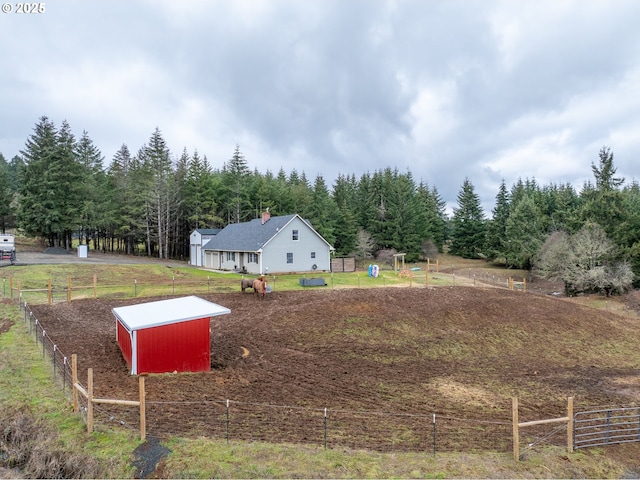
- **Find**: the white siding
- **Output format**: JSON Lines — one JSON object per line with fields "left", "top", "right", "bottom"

{"left": 261, "top": 217, "right": 331, "bottom": 274}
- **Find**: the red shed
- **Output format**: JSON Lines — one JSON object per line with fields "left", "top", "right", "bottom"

{"left": 112, "top": 295, "right": 230, "bottom": 375}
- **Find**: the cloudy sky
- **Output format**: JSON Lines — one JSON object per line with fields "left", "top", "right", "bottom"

{"left": 1, "top": 0, "right": 639, "bottom": 214}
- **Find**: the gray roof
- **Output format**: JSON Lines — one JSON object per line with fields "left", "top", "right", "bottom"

{"left": 194, "top": 228, "right": 222, "bottom": 235}
{"left": 203, "top": 214, "right": 303, "bottom": 252}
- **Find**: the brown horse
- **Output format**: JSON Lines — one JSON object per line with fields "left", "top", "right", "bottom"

{"left": 253, "top": 276, "right": 267, "bottom": 299}
{"left": 240, "top": 277, "right": 254, "bottom": 293}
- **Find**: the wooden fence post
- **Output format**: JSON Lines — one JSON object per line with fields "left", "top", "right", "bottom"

{"left": 567, "top": 396, "right": 574, "bottom": 452}
{"left": 514, "top": 396, "right": 574, "bottom": 461}
{"left": 512, "top": 397, "right": 519, "bottom": 461}
{"left": 72, "top": 354, "right": 78, "bottom": 413}
{"left": 139, "top": 375, "right": 146, "bottom": 441}
{"left": 87, "top": 368, "right": 94, "bottom": 433}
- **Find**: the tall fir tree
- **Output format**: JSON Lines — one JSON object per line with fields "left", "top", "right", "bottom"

{"left": 484, "top": 180, "right": 510, "bottom": 262}
{"left": 18, "top": 116, "right": 84, "bottom": 247}
{"left": 0, "top": 154, "right": 14, "bottom": 232}
{"left": 331, "top": 174, "right": 359, "bottom": 256}
{"left": 504, "top": 194, "right": 545, "bottom": 269}
{"left": 223, "top": 145, "right": 251, "bottom": 223}
{"left": 75, "top": 130, "right": 107, "bottom": 248}
{"left": 449, "top": 178, "right": 486, "bottom": 258}
{"left": 307, "top": 174, "right": 337, "bottom": 247}
{"left": 417, "top": 181, "right": 448, "bottom": 254}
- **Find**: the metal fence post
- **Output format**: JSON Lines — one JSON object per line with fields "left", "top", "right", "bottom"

{"left": 226, "top": 399, "right": 230, "bottom": 443}
{"left": 324, "top": 407, "right": 328, "bottom": 450}
{"left": 433, "top": 413, "right": 436, "bottom": 457}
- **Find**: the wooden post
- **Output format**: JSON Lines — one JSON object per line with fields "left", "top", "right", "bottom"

{"left": 67, "top": 276, "right": 71, "bottom": 303}
{"left": 48, "top": 279, "right": 52, "bottom": 305}
{"left": 512, "top": 397, "right": 519, "bottom": 461}
{"left": 567, "top": 396, "right": 574, "bottom": 452}
{"left": 72, "top": 354, "right": 78, "bottom": 412}
{"left": 87, "top": 368, "right": 94, "bottom": 434}
{"left": 139, "top": 375, "right": 146, "bottom": 441}
{"left": 93, "top": 274, "right": 97, "bottom": 299}
{"left": 523, "top": 277, "right": 527, "bottom": 292}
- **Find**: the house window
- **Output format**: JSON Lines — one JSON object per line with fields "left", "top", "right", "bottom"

{"left": 248, "top": 252, "right": 258, "bottom": 263}
{"left": 292, "top": 229, "right": 299, "bottom": 241}
{"left": 287, "top": 252, "right": 294, "bottom": 264}
{"left": 311, "top": 252, "right": 316, "bottom": 259}
{"left": 226, "top": 252, "right": 235, "bottom": 262}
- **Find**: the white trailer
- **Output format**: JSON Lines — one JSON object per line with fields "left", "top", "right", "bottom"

{"left": 0, "top": 234, "right": 16, "bottom": 264}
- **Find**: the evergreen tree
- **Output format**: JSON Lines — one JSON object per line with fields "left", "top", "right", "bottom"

{"left": 592, "top": 146, "right": 624, "bottom": 191}
{"left": 272, "top": 167, "right": 294, "bottom": 214}
{"left": 141, "top": 127, "right": 176, "bottom": 258}
{"left": 541, "top": 183, "right": 581, "bottom": 234}
{"left": 484, "top": 180, "right": 510, "bottom": 262}
{"left": 185, "top": 150, "right": 220, "bottom": 229}
{"left": 223, "top": 145, "right": 251, "bottom": 223}
{"left": 307, "top": 174, "right": 337, "bottom": 246}
{"left": 580, "top": 147, "right": 626, "bottom": 239}
{"left": 331, "top": 174, "right": 359, "bottom": 256}
{"left": 107, "top": 144, "right": 145, "bottom": 254}
{"left": 75, "top": 130, "right": 107, "bottom": 248}
{"left": 18, "top": 117, "right": 62, "bottom": 245}
{"left": 617, "top": 182, "right": 640, "bottom": 285}
{"left": 55, "top": 120, "right": 86, "bottom": 248}
{"left": 416, "top": 182, "right": 448, "bottom": 254}
{"left": 449, "top": 178, "right": 486, "bottom": 258}
{"left": 504, "top": 194, "right": 545, "bottom": 269}
{"left": 288, "top": 169, "right": 312, "bottom": 217}
{"left": 0, "top": 154, "right": 14, "bottom": 232}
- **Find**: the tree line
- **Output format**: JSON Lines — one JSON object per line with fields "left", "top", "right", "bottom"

{"left": 0, "top": 116, "right": 638, "bottom": 294}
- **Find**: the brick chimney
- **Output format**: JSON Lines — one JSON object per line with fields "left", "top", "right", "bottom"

{"left": 261, "top": 209, "right": 270, "bottom": 224}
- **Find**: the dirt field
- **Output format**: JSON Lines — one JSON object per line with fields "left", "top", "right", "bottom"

{"left": 25, "top": 285, "right": 640, "bottom": 454}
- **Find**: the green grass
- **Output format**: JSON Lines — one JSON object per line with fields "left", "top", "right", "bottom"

{"left": 0, "top": 303, "right": 138, "bottom": 478}
{"left": 1, "top": 262, "right": 463, "bottom": 306}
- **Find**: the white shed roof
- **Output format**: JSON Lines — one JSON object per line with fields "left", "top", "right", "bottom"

{"left": 112, "top": 295, "right": 231, "bottom": 331}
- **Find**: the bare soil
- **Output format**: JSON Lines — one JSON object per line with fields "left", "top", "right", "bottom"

{"left": 27, "top": 286, "right": 640, "bottom": 455}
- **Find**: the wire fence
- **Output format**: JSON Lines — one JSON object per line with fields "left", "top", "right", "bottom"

{"left": 14, "top": 296, "right": 607, "bottom": 456}
{"left": 3, "top": 268, "right": 529, "bottom": 306}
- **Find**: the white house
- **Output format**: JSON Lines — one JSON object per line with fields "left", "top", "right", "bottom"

{"left": 201, "top": 211, "right": 334, "bottom": 274}
{"left": 189, "top": 228, "right": 222, "bottom": 267}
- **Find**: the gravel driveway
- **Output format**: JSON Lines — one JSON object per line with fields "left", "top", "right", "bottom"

{"left": 5, "top": 248, "right": 188, "bottom": 267}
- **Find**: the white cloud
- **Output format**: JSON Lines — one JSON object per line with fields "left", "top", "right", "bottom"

{"left": 2, "top": 0, "right": 640, "bottom": 214}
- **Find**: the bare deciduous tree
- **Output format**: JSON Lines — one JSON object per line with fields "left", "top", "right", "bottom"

{"left": 535, "top": 223, "right": 633, "bottom": 296}
{"left": 354, "top": 228, "right": 376, "bottom": 260}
